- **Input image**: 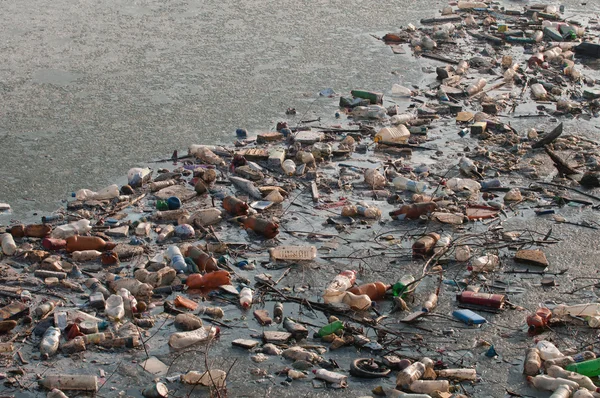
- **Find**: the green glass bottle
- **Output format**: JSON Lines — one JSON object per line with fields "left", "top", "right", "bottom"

{"left": 392, "top": 275, "right": 415, "bottom": 297}
{"left": 156, "top": 200, "right": 169, "bottom": 210}
{"left": 350, "top": 90, "right": 383, "bottom": 105}
{"left": 317, "top": 321, "right": 343, "bottom": 337}
{"left": 566, "top": 358, "right": 600, "bottom": 377}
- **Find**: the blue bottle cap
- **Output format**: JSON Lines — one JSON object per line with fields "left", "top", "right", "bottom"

{"left": 236, "top": 128, "right": 248, "bottom": 138}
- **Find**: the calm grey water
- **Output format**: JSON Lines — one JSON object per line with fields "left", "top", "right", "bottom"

{"left": 0, "top": 0, "right": 444, "bottom": 223}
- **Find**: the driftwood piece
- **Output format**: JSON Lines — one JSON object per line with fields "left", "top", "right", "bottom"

{"left": 532, "top": 122, "right": 563, "bottom": 149}
{"left": 544, "top": 146, "right": 578, "bottom": 176}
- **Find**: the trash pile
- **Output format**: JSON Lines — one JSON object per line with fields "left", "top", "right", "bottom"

{"left": 1, "top": 1, "right": 600, "bottom": 397}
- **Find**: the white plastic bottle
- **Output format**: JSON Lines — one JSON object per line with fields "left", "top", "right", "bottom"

{"left": 409, "top": 379, "right": 450, "bottom": 393}
{"left": 531, "top": 83, "right": 548, "bottom": 100}
{"left": 342, "top": 291, "right": 372, "bottom": 311}
{"left": 168, "top": 326, "right": 218, "bottom": 349}
{"left": 446, "top": 178, "right": 481, "bottom": 193}
{"left": 547, "top": 365, "right": 597, "bottom": 391}
{"left": 40, "top": 326, "right": 61, "bottom": 359}
{"left": 269, "top": 246, "right": 317, "bottom": 261}
{"left": 391, "top": 84, "right": 412, "bottom": 97}
{"left": 105, "top": 294, "right": 125, "bottom": 321}
{"left": 390, "top": 113, "right": 415, "bottom": 125}
{"left": 393, "top": 176, "right": 427, "bottom": 193}
{"left": 536, "top": 340, "right": 564, "bottom": 360}
{"left": 75, "top": 184, "right": 119, "bottom": 201}
{"left": 528, "top": 375, "right": 579, "bottom": 391}
{"left": 165, "top": 246, "right": 188, "bottom": 273}
{"left": 239, "top": 287, "right": 253, "bottom": 309}
{"left": 50, "top": 219, "right": 92, "bottom": 239}
{"left": 72, "top": 250, "right": 102, "bottom": 262}
{"left": 436, "top": 368, "right": 477, "bottom": 381}
{"left": 470, "top": 254, "right": 500, "bottom": 272}
{"left": 281, "top": 159, "right": 297, "bottom": 176}
{"left": 312, "top": 369, "right": 347, "bottom": 388}
{"left": 550, "top": 385, "right": 574, "bottom": 398}
{"left": 1, "top": 233, "right": 17, "bottom": 256}
{"left": 396, "top": 362, "right": 426, "bottom": 387}
{"left": 467, "top": 78, "right": 487, "bottom": 95}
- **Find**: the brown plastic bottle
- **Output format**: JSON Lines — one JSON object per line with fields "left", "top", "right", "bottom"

{"left": 222, "top": 196, "right": 249, "bottom": 216}
{"left": 186, "top": 247, "right": 218, "bottom": 272}
{"left": 186, "top": 270, "right": 231, "bottom": 289}
{"left": 66, "top": 236, "right": 117, "bottom": 253}
{"left": 412, "top": 233, "right": 441, "bottom": 257}
{"left": 11, "top": 224, "right": 52, "bottom": 238}
{"left": 389, "top": 202, "right": 438, "bottom": 220}
{"left": 348, "top": 282, "right": 389, "bottom": 300}
{"left": 241, "top": 216, "right": 279, "bottom": 239}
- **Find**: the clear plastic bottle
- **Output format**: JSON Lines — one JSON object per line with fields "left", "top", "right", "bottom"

{"left": 393, "top": 176, "right": 427, "bottom": 193}
{"left": 281, "top": 159, "right": 296, "bottom": 176}
{"left": 40, "top": 326, "right": 61, "bottom": 359}
{"left": 168, "top": 326, "right": 218, "bottom": 349}
{"left": 528, "top": 375, "right": 578, "bottom": 392}
{"left": 166, "top": 246, "right": 188, "bottom": 273}
{"left": 391, "top": 84, "right": 412, "bottom": 97}
{"left": 537, "top": 340, "right": 564, "bottom": 360}
{"left": 323, "top": 270, "right": 357, "bottom": 304}
{"left": 390, "top": 113, "right": 416, "bottom": 125}
{"left": 531, "top": 83, "right": 548, "bottom": 100}
{"left": 269, "top": 246, "right": 317, "bottom": 261}
{"left": 546, "top": 365, "right": 597, "bottom": 391}
{"left": 105, "top": 294, "right": 125, "bottom": 321}
{"left": 312, "top": 369, "right": 348, "bottom": 387}
{"left": 364, "top": 169, "right": 387, "bottom": 189}
{"left": 1, "top": 233, "right": 17, "bottom": 256}
{"left": 409, "top": 380, "right": 450, "bottom": 393}
{"left": 446, "top": 178, "right": 481, "bottom": 193}
{"left": 467, "top": 78, "right": 487, "bottom": 95}
{"left": 396, "top": 362, "right": 426, "bottom": 387}
{"left": 351, "top": 105, "right": 388, "bottom": 120}
{"left": 72, "top": 250, "right": 102, "bottom": 262}
{"left": 436, "top": 368, "right": 476, "bottom": 381}
{"left": 50, "top": 219, "right": 92, "bottom": 239}
{"left": 459, "top": 157, "right": 477, "bottom": 175}
{"left": 239, "top": 287, "right": 253, "bottom": 309}
{"left": 75, "top": 184, "right": 120, "bottom": 201}
{"left": 470, "top": 254, "right": 500, "bottom": 272}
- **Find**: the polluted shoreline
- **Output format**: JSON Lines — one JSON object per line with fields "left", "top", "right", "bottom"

{"left": 1, "top": 1, "right": 600, "bottom": 398}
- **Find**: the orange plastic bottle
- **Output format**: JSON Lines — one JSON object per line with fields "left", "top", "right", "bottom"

{"left": 241, "top": 217, "right": 279, "bottom": 239}
{"left": 222, "top": 196, "right": 249, "bottom": 216}
{"left": 186, "top": 247, "right": 218, "bottom": 272}
{"left": 348, "top": 282, "right": 389, "bottom": 300}
{"left": 66, "top": 236, "right": 116, "bottom": 253}
{"left": 186, "top": 270, "right": 231, "bottom": 289}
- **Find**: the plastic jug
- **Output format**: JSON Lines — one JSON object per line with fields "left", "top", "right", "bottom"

{"left": 374, "top": 125, "right": 410, "bottom": 144}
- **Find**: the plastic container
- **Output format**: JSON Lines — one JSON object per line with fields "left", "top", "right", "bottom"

{"left": 390, "top": 113, "right": 415, "bottom": 125}
{"left": 374, "top": 125, "right": 410, "bottom": 144}
{"left": 453, "top": 309, "right": 486, "bottom": 325}
{"left": 185, "top": 247, "right": 218, "bottom": 273}
{"left": 186, "top": 208, "right": 222, "bottom": 227}
{"left": 281, "top": 159, "right": 296, "bottom": 176}
{"left": 547, "top": 365, "right": 597, "bottom": 391}
{"left": 459, "top": 157, "right": 477, "bottom": 175}
{"left": 393, "top": 176, "right": 427, "bottom": 193}
{"left": 392, "top": 275, "right": 415, "bottom": 297}
{"left": 351, "top": 105, "right": 387, "bottom": 120}
{"left": 105, "top": 294, "right": 125, "bottom": 321}
{"left": 531, "top": 83, "right": 548, "bottom": 100}
{"left": 186, "top": 270, "right": 231, "bottom": 289}
{"left": 269, "top": 246, "right": 317, "bottom": 261}
{"left": 165, "top": 246, "right": 187, "bottom": 273}
{"left": 0, "top": 233, "right": 17, "bottom": 256}
{"left": 222, "top": 196, "right": 249, "bottom": 216}
{"left": 446, "top": 178, "right": 481, "bottom": 192}
{"left": 420, "top": 36, "right": 436, "bottom": 50}
{"left": 66, "top": 236, "right": 114, "bottom": 253}
{"left": 421, "top": 293, "right": 438, "bottom": 312}
{"left": 545, "top": 352, "right": 596, "bottom": 369}
{"left": 313, "top": 369, "right": 347, "bottom": 388}
{"left": 470, "top": 254, "right": 500, "bottom": 272}
{"left": 241, "top": 216, "right": 279, "bottom": 239}
{"left": 323, "top": 270, "right": 357, "bottom": 304}
{"left": 389, "top": 202, "right": 438, "bottom": 220}
{"left": 537, "top": 340, "right": 563, "bottom": 361}
{"left": 180, "top": 370, "right": 226, "bottom": 387}
{"left": 348, "top": 282, "right": 388, "bottom": 300}
{"left": 553, "top": 303, "right": 600, "bottom": 318}
{"left": 38, "top": 376, "right": 98, "bottom": 392}
{"left": 342, "top": 291, "right": 372, "bottom": 310}
{"left": 168, "top": 326, "right": 218, "bottom": 349}
{"left": 396, "top": 362, "right": 426, "bottom": 387}
{"left": 573, "top": 389, "right": 596, "bottom": 398}
{"left": 550, "top": 385, "right": 574, "bottom": 398}
{"left": 436, "top": 368, "right": 476, "bottom": 381}
{"left": 455, "top": 60, "right": 469, "bottom": 75}
{"left": 40, "top": 326, "right": 61, "bottom": 359}
{"left": 364, "top": 169, "right": 387, "bottom": 189}
{"left": 466, "top": 78, "right": 486, "bottom": 96}
{"left": 127, "top": 167, "right": 151, "bottom": 188}
{"left": 318, "top": 320, "right": 344, "bottom": 337}
{"left": 239, "top": 287, "right": 253, "bottom": 308}
{"left": 391, "top": 84, "right": 412, "bottom": 97}
{"left": 50, "top": 219, "right": 92, "bottom": 239}
{"left": 72, "top": 250, "right": 102, "bottom": 262}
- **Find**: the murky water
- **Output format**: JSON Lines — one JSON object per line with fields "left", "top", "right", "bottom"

{"left": 0, "top": 0, "right": 447, "bottom": 224}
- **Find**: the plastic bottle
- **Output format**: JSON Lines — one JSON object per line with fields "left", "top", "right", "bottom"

{"left": 547, "top": 365, "right": 597, "bottom": 391}
{"left": 0, "top": 233, "right": 17, "bottom": 256}
{"left": 34, "top": 301, "right": 56, "bottom": 318}
{"left": 185, "top": 247, "right": 218, "bottom": 272}
{"left": 281, "top": 159, "right": 296, "bottom": 176}
{"left": 348, "top": 282, "right": 389, "bottom": 300}
{"left": 392, "top": 275, "right": 415, "bottom": 297}
{"left": 446, "top": 178, "right": 481, "bottom": 192}
{"left": 391, "top": 84, "right": 412, "bottom": 97}
{"left": 313, "top": 369, "right": 347, "bottom": 387}
{"left": 317, "top": 320, "right": 344, "bottom": 337}
{"left": 397, "top": 362, "right": 426, "bottom": 387}
{"left": 105, "top": 294, "right": 125, "bottom": 321}
{"left": 150, "top": 179, "right": 177, "bottom": 192}
{"left": 455, "top": 245, "right": 471, "bottom": 262}
{"left": 342, "top": 291, "right": 372, "bottom": 310}
{"left": 437, "top": 368, "right": 477, "bottom": 381}
{"left": 157, "top": 225, "right": 175, "bottom": 243}
{"left": 240, "top": 216, "right": 279, "bottom": 239}
{"left": 85, "top": 278, "right": 110, "bottom": 298}
{"left": 186, "top": 208, "right": 222, "bottom": 227}
{"left": 180, "top": 370, "right": 226, "bottom": 387}
{"left": 566, "top": 358, "right": 600, "bottom": 378}
{"left": 186, "top": 270, "right": 231, "bottom": 289}
{"left": 389, "top": 202, "right": 438, "bottom": 220}
{"left": 165, "top": 246, "right": 188, "bottom": 273}
{"left": 467, "top": 78, "right": 486, "bottom": 96}
{"left": 459, "top": 157, "right": 477, "bottom": 175}
{"left": 374, "top": 125, "right": 410, "bottom": 144}
{"left": 470, "top": 254, "right": 500, "bottom": 272}
{"left": 412, "top": 233, "right": 441, "bottom": 257}
{"left": 127, "top": 167, "right": 151, "bottom": 188}
{"left": 545, "top": 352, "right": 596, "bottom": 369}
{"left": 531, "top": 83, "right": 548, "bottom": 100}
{"left": 351, "top": 105, "right": 388, "bottom": 120}
{"left": 409, "top": 380, "right": 450, "bottom": 393}
{"left": 528, "top": 375, "right": 579, "bottom": 392}
{"left": 268, "top": 246, "right": 317, "bottom": 261}
{"left": 222, "top": 196, "right": 249, "bottom": 216}
{"left": 422, "top": 293, "right": 438, "bottom": 312}
{"left": 239, "top": 287, "right": 253, "bottom": 308}
{"left": 38, "top": 375, "right": 98, "bottom": 392}
{"left": 66, "top": 236, "right": 115, "bottom": 253}
{"left": 421, "top": 36, "right": 436, "bottom": 50}
{"left": 47, "top": 388, "right": 69, "bottom": 398}
{"left": 537, "top": 340, "right": 563, "bottom": 361}
{"left": 550, "top": 385, "right": 575, "bottom": 398}
{"left": 393, "top": 176, "right": 427, "bottom": 193}
{"left": 168, "top": 326, "right": 218, "bottom": 349}
{"left": 455, "top": 60, "right": 469, "bottom": 75}
{"left": 364, "top": 169, "right": 387, "bottom": 189}
{"left": 75, "top": 184, "right": 120, "bottom": 201}
{"left": 323, "top": 270, "right": 357, "bottom": 304}
{"left": 71, "top": 250, "right": 102, "bottom": 262}
{"left": 40, "top": 327, "right": 61, "bottom": 359}
{"left": 390, "top": 113, "right": 416, "bottom": 125}
{"left": 553, "top": 303, "right": 600, "bottom": 318}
